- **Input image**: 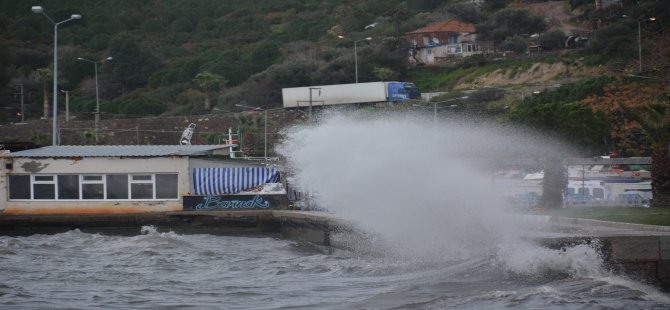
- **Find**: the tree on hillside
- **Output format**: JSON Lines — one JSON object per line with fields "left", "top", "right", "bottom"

{"left": 634, "top": 102, "right": 670, "bottom": 208}
{"left": 446, "top": 2, "right": 480, "bottom": 24}
{"left": 537, "top": 30, "right": 566, "bottom": 50}
{"left": 587, "top": 24, "right": 637, "bottom": 69}
{"left": 478, "top": 8, "right": 547, "bottom": 49}
{"left": 539, "top": 155, "right": 568, "bottom": 209}
{"left": 645, "top": 29, "right": 670, "bottom": 82}
{"left": 499, "top": 35, "right": 527, "bottom": 54}
{"left": 373, "top": 67, "right": 399, "bottom": 81}
{"left": 582, "top": 81, "right": 670, "bottom": 207}
{"left": 509, "top": 79, "right": 612, "bottom": 152}
{"left": 108, "top": 36, "right": 161, "bottom": 93}
{"left": 30, "top": 67, "right": 52, "bottom": 119}
{"left": 193, "top": 71, "right": 225, "bottom": 111}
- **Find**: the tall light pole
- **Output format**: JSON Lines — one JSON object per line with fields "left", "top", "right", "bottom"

{"left": 637, "top": 17, "right": 656, "bottom": 72}
{"left": 235, "top": 104, "right": 286, "bottom": 160}
{"left": 32, "top": 6, "right": 82, "bottom": 146}
{"left": 623, "top": 15, "right": 656, "bottom": 72}
{"left": 337, "top": 35, "right": 372, "bottom": 83}
{"left": 77, "top": 56, "right": 112, "bottom": 142}
{"left": 308, "top": 87, "right": 321, "bottom": 121}
{"left": 15, "top": 84, "right": 25, "bottom": 123}
{"left": 60, "top": 89, "right": 70, "bottom": 122}
{"left": 433, "top": 96, "right": 468, "bottom": 125}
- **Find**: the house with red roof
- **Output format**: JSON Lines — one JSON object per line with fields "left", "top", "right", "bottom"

{"left": 405, "top": 20, "right": 492, "bottom": 65}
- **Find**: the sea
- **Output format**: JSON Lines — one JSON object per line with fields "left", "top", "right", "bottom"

{"left": 0, "top": 227, "right": 668, "bottom": 309}
{"left": 2, "top": 112, "right": 669, "bottom": 309}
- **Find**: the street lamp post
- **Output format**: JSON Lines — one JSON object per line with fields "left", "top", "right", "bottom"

{"left": 623, "top": 15, "right": 656, "bottom": 72}
{"left": 60, "top": 89, "right": 70, "bottom": 122}
{"left": 637, "top": 17, "right": 656, "bottom": 72}
{"left": 32, "top": 6, "right": 81, "bottom": 146}
{"left": 433, "top": 96, "right": 468, "bottom": 125}
{"left": 337, "top": 35, "right": 372, "bottom": 83}
{"left": 77, "top": 56, "right": 112, "bottom": 142}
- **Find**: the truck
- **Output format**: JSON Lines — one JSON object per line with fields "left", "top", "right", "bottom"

{"left": 281, "top": 81, "right": 420, "bottom": 108}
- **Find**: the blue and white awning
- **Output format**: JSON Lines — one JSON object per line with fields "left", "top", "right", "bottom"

{"left": 193, "top": 167, "right": 280, "bottom": 195}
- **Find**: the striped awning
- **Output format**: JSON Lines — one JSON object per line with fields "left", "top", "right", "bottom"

{"left": 193, "top": 167, "right": 280, "bottom": 195}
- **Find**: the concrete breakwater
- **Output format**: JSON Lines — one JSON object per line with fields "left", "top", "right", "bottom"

{"left": 0, "top": 210, "right": 353, "bottom": 245}
{"left": 538, "top": 216, "right": 670, "bottom": 290}
{"left": 1, "top": 211, "right": 669, "bottom": 290}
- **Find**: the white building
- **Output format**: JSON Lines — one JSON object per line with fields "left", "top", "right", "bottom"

{"left": 406, "top": 20, "right": 492, "bottom": 65}
{"left": 0, "top": 145, "right": 285, "bottom": 215}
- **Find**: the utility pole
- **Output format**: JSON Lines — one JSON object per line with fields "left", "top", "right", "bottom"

{"left": 14, "top": 84, "right": 25, "bottom": 123}
{"left": 308, "top": 87, "right": 321, "bottom": 121}
{"left": 60, "top": 89, "right": 70, "bottom": 122}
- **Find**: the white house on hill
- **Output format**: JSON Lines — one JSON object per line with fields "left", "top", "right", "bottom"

{"left": 406, "top": 20, "right": 492, "bottom": 65}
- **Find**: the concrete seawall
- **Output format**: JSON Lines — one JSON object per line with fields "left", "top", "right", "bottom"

{"left": 0, "top": 210, "right": 353, "bottom": 244}
{"left": 537, "top": 216, "right": 670, "bottom": 290}
{"left": 1, "top": 211, "right": 669, "bottom": 290}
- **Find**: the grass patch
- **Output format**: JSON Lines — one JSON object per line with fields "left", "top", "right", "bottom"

{"left": 407, "top": 55, "right": 563, "bottom": 92}
{"left": 542, "top": 207, "right": 670, "bottom": 226}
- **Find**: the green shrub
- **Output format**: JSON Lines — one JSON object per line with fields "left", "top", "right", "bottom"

{"left": 170, "top": 17, "right": 194, "bottom": 32}
{"left": 141, "top": 19, "right": 164, "bottom": 32}
{"left": 112, "top": 97, "right": 166, "bottom": 116}
{"left": 500, "top": 36, "right": 528, "bottom": 54}
{"left": 538, "top": 30, "right": 566, "bottom": 50}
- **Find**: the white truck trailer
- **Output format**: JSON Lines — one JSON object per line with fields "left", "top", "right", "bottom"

{"left": 281, "top": 81, "right": 420, "bottom": 108}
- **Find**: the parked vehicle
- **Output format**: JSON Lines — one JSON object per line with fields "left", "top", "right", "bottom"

{"left": 281, "top": 81, "right": 420, "bottom": 108}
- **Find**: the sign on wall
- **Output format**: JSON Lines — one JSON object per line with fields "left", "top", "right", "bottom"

{"left": 183, "top": 194, "right": 289, "bottom": 211}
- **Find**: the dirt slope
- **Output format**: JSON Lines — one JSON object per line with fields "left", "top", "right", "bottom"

{"left": 526, "top": 0, "right": 588, "bottom": 33}
{"left": 456, "top": 61, "right": 605, "bottom": 89}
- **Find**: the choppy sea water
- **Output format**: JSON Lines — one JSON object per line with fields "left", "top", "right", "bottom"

{"left": 0, "top": 227, "right": 668, "bottom": 310}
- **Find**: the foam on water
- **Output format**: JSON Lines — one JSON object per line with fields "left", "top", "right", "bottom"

{"left": 278, "top": 111, "right": 603, "bottom": 276}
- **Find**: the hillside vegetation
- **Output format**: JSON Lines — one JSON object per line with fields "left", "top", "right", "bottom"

{"left": 1, "top": 0, "right": 669, "bottom": 157}
{"left": 1, "top": 0, "right": 472, "bottom": 119}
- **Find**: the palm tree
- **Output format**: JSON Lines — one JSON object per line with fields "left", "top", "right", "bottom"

{"left": 632, "top": 102, "right": 670, "bottom": 207}
{"left": 193, "top": 71, "right": 225, "bottom": 111}
{"left": 31, "top": 68, "right": 52, "bottom": 119}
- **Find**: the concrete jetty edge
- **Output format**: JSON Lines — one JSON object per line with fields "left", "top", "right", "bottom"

{"left": 535, "top": 216, "right": 670, "bottom": 291}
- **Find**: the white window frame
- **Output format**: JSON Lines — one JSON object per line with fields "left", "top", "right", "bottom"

{"left": 130, "top": 174, "right": 156, "bottom": 200}
{"left": 81, "top": 174, "right": 105, "bottom": 200}
{"left": 8, "top": 173, "right": 179, "bottom": 202}
{"left": 32, "top": 175, "right": 56, "bottom": 200}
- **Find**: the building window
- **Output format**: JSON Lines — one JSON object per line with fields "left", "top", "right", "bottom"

{"left": 82, "top": 175, "right": 104, "bottom": 200}
{"left": 156, "top": 174, "right": 179, "bottom": 199}
{"left": 7, "top": 173, "right": 179, "bottom": 201}
{"left": 448, "top": 35, "right": 458, "bottom": 44}
{"left": 9, "top": 175, "right": 30, "bottom": 199}
{"left": 58, "top": 175, "right": 79, "bottom": 199}
{"left": 106, "top": 174, "right": 129, "bottom": 199}
{"left": 33, "top": 175, "right": 56, "bottom": 200}
{"left": 130, "top": 174, "right": 154, "bottom": 199}
{"left": 593, "top": 188, "right": 605, "bottom": 199}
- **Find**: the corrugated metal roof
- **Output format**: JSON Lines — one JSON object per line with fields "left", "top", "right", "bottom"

{"left": 0, "top": 145, "right": 232, "bottom": 158}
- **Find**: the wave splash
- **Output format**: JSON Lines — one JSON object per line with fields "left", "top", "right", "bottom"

{"left": 278, "top": 112, "right": 604, "bottom": 278}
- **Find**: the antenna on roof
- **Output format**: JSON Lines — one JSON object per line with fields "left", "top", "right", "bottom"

{"left": 180, "top": 123, "right": 196, "bottom": 145}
